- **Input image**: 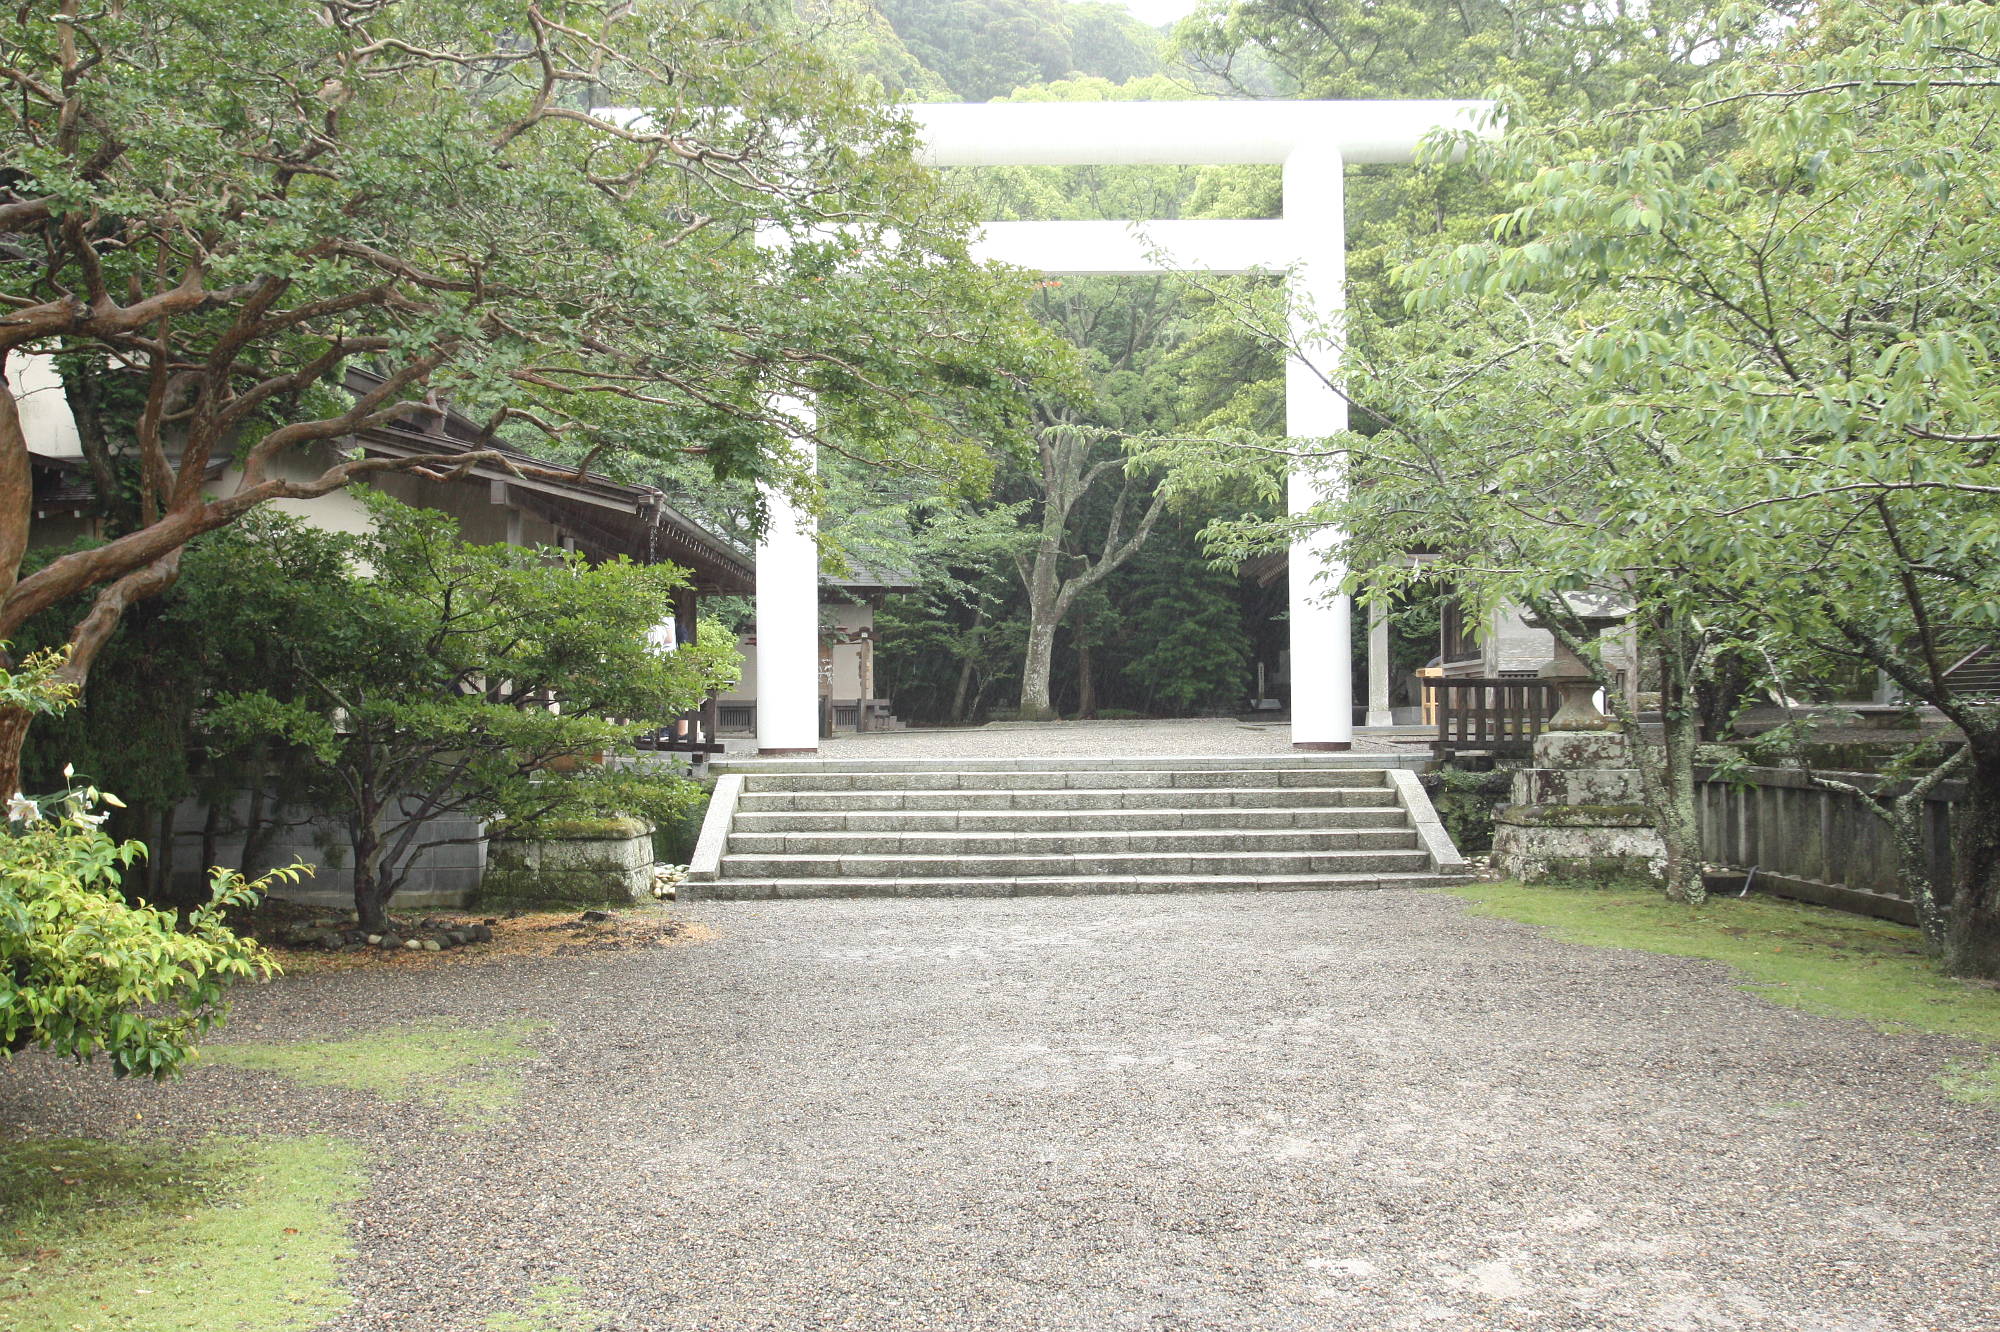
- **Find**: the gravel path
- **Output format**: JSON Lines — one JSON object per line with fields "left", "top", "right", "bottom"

{"left": 813, "top": 716, "right": 1418, "bottom": 760}
{"left": 6, "top": 889, "right": 1998, "bottom": 1330}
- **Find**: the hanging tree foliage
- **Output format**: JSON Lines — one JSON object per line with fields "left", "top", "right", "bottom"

{"left": 0, "top": 0, "right": 1071, "bottom": 792}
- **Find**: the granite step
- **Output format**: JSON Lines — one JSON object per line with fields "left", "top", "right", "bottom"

{"left": 685, "top": 760, "right": 1469, "bottom": 901}
{"left": 734, "top": 786, "right": 1403, "bottom": 813}
{"left": 718, "top": 847, "right": 1434, "bottom": 880}
{"left": 730, "top": 806, "right": 1409, "bottom": 833}
{"left": 725, "top": 828, "right": 1421, "bottom": 858}
{"left": 694, "top": 871, "right": 1468, "bottom": 901}
{"left": 738, "top": 767, "right": 1393, "bottom": 794}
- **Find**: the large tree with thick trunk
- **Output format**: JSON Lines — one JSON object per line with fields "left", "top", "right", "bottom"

{"left": 1011, "top": 423, "right": 1165, "bottom": 721}
{"left": 0, "top": 0, "right": 1064, "bottom": 794}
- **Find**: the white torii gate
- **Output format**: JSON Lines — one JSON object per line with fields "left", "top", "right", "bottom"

{"left": 755, "top": 99, "right": 1492, "bottom": 755}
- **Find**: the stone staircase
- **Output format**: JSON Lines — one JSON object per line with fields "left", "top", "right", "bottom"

{"left": 683, "top": 755, "right": 1468, "bottom": 900}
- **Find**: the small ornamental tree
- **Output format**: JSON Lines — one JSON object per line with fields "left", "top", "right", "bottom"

{"left": 0, "top": 651, "right": 284, "bottom": 1080}
{"left": 204, "top": 495, "right": 738, "bottom": 933}
{"left": 0, "top": 0, "right": 1071, "bottom": 794}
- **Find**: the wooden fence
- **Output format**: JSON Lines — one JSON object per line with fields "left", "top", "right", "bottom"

{"left": 1423, "top": 677, "right": 1558, "bottom": 759}
{"left": 1693, "top": 765, "right": 1964, "bottom": 925}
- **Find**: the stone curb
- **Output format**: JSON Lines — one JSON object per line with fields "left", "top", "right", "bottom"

{"left": 1384, "top": 767, "right": 1470, "bottom": 872}
{"left": 688, "top": 773, "right": 743, "bottom": 884}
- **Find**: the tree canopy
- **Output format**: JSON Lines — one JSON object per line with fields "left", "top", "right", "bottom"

{"left": 0, "top": 0, "right": 1073, "bottom": 789}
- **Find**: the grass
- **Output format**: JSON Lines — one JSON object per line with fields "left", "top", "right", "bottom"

{"left": 0, "top": 1135, "right": 362, "bottom": 1331}
{"left": 204, "top": 1018, "right": 544, "bottom": 1126}
{"left": 1451, "top": 881, "right": 2000, "bottom": 1101}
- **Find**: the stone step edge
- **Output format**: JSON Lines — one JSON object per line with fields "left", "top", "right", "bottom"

{"left": 682, "top": 871, "right": 1472, "bottom": 900}
{"left": 732, "top": 804, "right": 1406, "bottom": 821}
{"left": 710, "top": 754, "right": 1429, "bottom": 775}
{"left": 727, "top": 829, "right": 1421, "bottom": 852}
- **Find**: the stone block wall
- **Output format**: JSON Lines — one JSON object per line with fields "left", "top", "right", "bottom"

{"left": 476, "top": 818, "right": 657, "bottom": 909}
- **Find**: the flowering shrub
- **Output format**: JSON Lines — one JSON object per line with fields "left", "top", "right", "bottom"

{"left": 0, "top": 651, "right": 292, "bottom": 1079}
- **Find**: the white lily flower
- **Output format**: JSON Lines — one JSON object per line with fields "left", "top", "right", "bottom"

{"left": 7, "top": 793, "right": 39, "bottom": 823}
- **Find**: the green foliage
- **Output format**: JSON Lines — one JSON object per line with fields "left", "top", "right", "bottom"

{"left": 197, "top": 495, "right": 737, "bottom": 923}
{"left": 1, "top": 653, "right": 284, "bottom": 1079}
{"left": 0, "top": 1134, "right": 362, "bottom": 1330}
{"left": 1425, "top": 765, "right": 1513, "bottom": 855}
{"left": 1115, "top": 537, "right": 1252, "bottom": 714}
{"left": 1452, "top": 881, "right": 2000, "bottom": 1104}
{"left": 875, "top": 0, "right": 1165, "bottom": 102}
{"left": 207, "top": 1019, "right": 543, "bottom": 1127}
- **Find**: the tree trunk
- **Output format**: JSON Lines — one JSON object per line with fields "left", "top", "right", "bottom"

{"left": 351, "top": 796, "right": 392, "bottom": 933}
{"left": 1019, "top": 613, "right": 1059, "bottom": 721}
{"left": 152, "top": 804, "right": 177, "bottom": 905}
{"left": 1946, "top": 735, "right": 2000, "bottom": 979}
{"left": 199, "top": 802, "right": 222, "bottom": 884}
{"left": 1650, "top": 617, "right": 1706, "bottom": 904}
{"left": 1076, "top": 642, "right": 1097, "bottom": 719}
{"left": 950, "top": 657, "right": 976, "bottom": 724}
{"left": 0, "top": 706, "right": 30, "bottom": 803}
{"left": 1654, "top": 700, "right": 1706, "bottom": 905}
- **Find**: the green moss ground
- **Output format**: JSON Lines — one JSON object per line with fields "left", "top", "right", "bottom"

{"left": 482, "top": 1278, "right": 617, "bottom": 1331}
{"left": 204, "top": 1018, "right": 544, "bottom": 1126}
{"left": 1451, "top": 881, "right": 2000, "bottom": 1102}
{"left": 0, "top": 1135, "right": 361, "bottom": 1331}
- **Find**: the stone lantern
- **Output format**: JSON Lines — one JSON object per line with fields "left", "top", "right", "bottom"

{"left": 1490, "top": 596, "right": 1667, "bottom": 885}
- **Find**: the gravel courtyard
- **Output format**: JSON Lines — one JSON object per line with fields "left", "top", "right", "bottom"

{"left": 6, "top": 888, "right": 1997, "bottom": 1330}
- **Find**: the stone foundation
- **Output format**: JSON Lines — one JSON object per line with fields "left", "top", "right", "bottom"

{"left": 477, "top": 818, "right": 657, "bottom": 909}
{"left": 1492, "top": 730, "right": 1666, "bottom": 885}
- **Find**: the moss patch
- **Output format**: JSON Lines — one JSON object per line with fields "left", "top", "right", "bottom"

{"left": 1449, "top": 881, "right": 2000, "bottom": 1103}
{"left": 0, "top": 1134, "right": 361, "bottom": 1331}
{"left": 482, "top": 1277, "right": 617, "bottom": 1331}
{"left": 206, "top": 1018, "right": 542, "bottom": 1126}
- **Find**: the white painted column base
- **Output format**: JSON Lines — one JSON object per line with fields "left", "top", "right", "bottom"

{"left": 1284, "top": 143, "right": 1353, "bottom": 751}
{"left": 754, "top": 402, "right": 819, "bottom": 756}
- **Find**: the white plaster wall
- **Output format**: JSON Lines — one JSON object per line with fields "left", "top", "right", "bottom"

{"left": 5, "top": 352, "right": 82, "bottom": 457}
{"left": 828, "top": 602, "right": 872, "bottom": 700}
{"left": 720, "top": 602, "right": 876, "bottom": 705}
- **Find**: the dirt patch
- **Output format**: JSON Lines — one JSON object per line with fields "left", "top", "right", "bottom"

{"left": 238, "top": 901, "right": 715, "bottom": 973}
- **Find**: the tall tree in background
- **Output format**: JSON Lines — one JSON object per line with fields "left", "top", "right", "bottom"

{"left": 0, "top": 0, "right": 1067, "bottom": 794}
{"left": 1013, "top": 424, "right": 1166, "bottom": 719}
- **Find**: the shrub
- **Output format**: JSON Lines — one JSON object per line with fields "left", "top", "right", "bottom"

{"left": 1, "top": 778, "right": 291, "bottom": 1079}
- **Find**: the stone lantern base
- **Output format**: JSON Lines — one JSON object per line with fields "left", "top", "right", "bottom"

{"left": 1491, "top": 730, "right": 1666, "bottom": 885}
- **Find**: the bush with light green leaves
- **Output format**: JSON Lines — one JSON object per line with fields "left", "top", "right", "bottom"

{"left": 0, "top": 651, "right": 285, "bottom": 1080}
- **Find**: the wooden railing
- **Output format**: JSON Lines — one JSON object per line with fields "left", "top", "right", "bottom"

{"left": 1422, "top": 676, "right": 1558, "bottom": 759}
{"left": 634, "top": 695, "right": 724, "bottom": 755}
